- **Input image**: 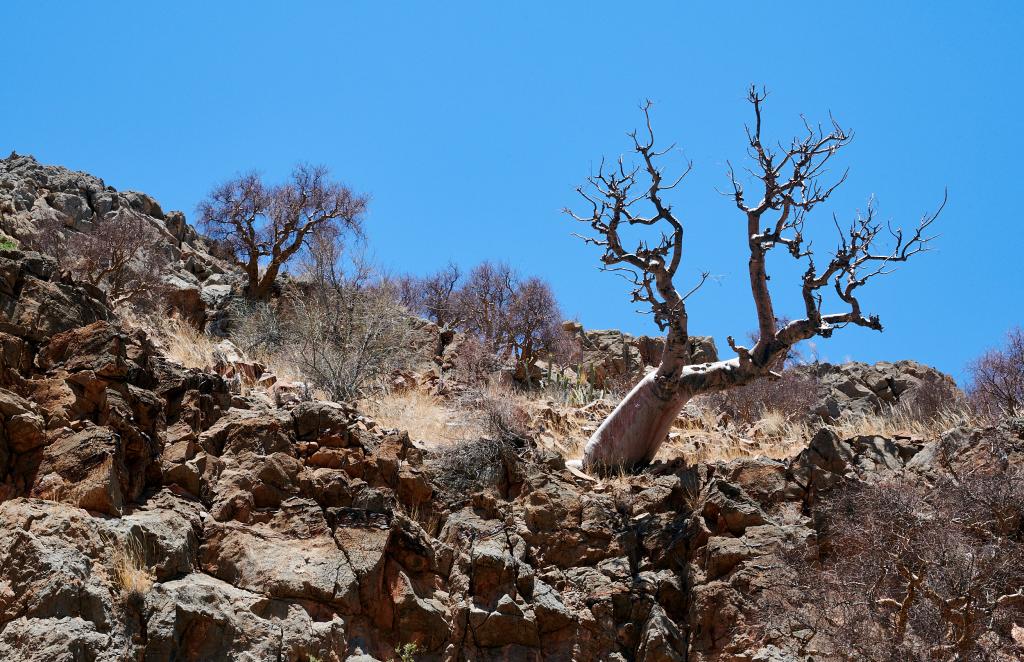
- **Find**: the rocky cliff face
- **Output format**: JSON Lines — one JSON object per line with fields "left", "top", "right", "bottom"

{"left": 0, "top": 247, "right": 1020, "bottom": 661}
{"left": 0, "top": 154, "right": 239, "bottom": 326}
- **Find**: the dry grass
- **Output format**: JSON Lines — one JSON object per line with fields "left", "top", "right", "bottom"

{"left": 112, "top": 535, "right": 153, "bottom": 600}
{"left": 361, "top": 388, "right": 484, "bottom": 446}
{"left": 828, "top": 403, "right": 978, "bottom": 440}
{"left": 656, "top": 399, "right": 979, "bottom": 465}
{"left": 126, "top": 313, "right": 217, "bottom": 372}
{"left": 656, "top": 400, "right": 813, "bottom": 464}
{"left": 124, "top": 311, "right": 310, "bottom": 399}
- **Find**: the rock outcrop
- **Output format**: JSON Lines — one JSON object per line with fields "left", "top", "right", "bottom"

{"left": 0, "top": 248, "right": 1018, "bottom": 660}
{"left": 795, "top": 359, "right": 961, "bottom": 420}
{"left": 0, "top": 154, "right": 239, "bottom": 327}
{"left": 562, "top": 321, "right": 719, "bottom": 390}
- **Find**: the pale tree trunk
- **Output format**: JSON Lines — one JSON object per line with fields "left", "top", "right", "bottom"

{"left": 582, "top": 371, "right": 692, "bottom": 470}
{"left": 583, "top": 331, "right": 720, "bottom": 470}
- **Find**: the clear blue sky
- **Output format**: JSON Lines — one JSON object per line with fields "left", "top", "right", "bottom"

{"left": 3, "top": 2, "right": 1021, "bottom": 382}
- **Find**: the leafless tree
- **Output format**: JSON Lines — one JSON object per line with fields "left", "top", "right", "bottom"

{"left": 567, "top": 87, "right": 942, "bottom": 472}
{"left": 198, "top": 163, "right": 367, "bottom": 299}
{"left": 763, "top": 468, "right": 1024, "bottom": 660}
{"left": 67, "top": 208, "right": 170, "bottom": 310}
{"left": 459, "top": 261, "right": 517, "bottom": 353}
{"left": 404, "top": 262, "right": 464, "bottom": 330}
{"left": 968, "top": 327, "right": 1024, "bottom": 418}
{"left": 506, "top": 277, "right": 566, "bottom": 384}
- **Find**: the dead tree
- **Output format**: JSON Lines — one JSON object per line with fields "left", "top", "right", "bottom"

{"left": 199, "top": 163, "right": 367, "bottom": 299}
{"left": 567, "top": 87, "right": 942, "bottom": 472}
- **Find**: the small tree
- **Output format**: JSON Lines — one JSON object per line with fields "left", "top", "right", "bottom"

{"left": 506, "top": 277, "right": 566, "bottom": 384}
{"left": 459, "top": 261, "right": 517, "bottom": 353}
{"left": 198, "top": 163, "right": 367, "bottom": 299}
{"left": 66, "top": 208, "right": 169, "bottom": 310}
{"left": 967, "top": 326, "right": 1024, "bottom": 418}
{"left": 567, "top": 88, "right": 942, "bottom": 472}
{"left": 406, "top": 261, "right": 464, "bottom": 330}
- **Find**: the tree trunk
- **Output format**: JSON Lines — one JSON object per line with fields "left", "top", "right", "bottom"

{"left": 582, "top": 371, "right": 692, "bottom": 471}
{"left": 582, "top": 342, "right": 771, "bottom": 472}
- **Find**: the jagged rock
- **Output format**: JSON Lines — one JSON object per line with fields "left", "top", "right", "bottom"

{"left": 795, "top": 359, "right": 961, "bottom": 421}
{"left": 562, "top": 321, "right": 719, "bottom": 389}
{"left": 145, "top": 573, "right": 347, "bottom": 661}
{"left": 0, "top": 155, "right": 235, "bottom": 325}
{"left": 0, "top": 229, "right": 1017, "bottom": 659}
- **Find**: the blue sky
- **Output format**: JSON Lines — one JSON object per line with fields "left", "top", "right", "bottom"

{"left": 3, "top": 2, "right": 1021, "bottom": 382}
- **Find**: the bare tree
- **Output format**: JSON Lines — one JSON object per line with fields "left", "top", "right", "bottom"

{"left": 405, "top": 262, "right": 464, "bottom": 330}
{"left": 459, "top": 261, "right": 517, "bottom": 353}
{"left": 198, "top": 163, "right": 367, "bottom": 299}
{"left": 67, "top": 208, "right": 170, "bottom": 310}
{"left": 506, "top": 277, "right": 565, "bottom": 384}
{"left": 567, "top": 88, "right": 942, "bottom": 472}
{"left": 968, "top": 326, "right": 1024, "bottom": 418}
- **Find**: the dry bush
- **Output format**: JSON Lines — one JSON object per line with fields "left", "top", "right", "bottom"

{"left": 476, "top": 387, "right": 532, "bottom": 444}
{"left": 700, "top": 369, "right": 820, "bottom": 425}
{"left": 762, "top": 447, "right": 1024, "bottom": 660}
{"left": 228, "top": 299, "right": 286, "bottom": 358}
{"left": 452, "top": 334, "right": 501, "bottom": 386}
{"left": 427, "top": 384, "right": 532, "bottom": 494}
{"left": 968, "top": 326, "right": 1024, "bottom": 419}
{"left": 141, "top": 314, "right": 217, "bottom": 371}
{"left": 405, "top": 260, "right": 573, "bottom": 387}
{"left": 430, "top": 435, "right": 516, "bottom": 495}
{"left": 28, "top": 208, "right": 171, "bottom": 311}
{"left": 281, "top": 282, "right": 414, "bottom": 401}
{"left": 900, "top": 371, "right": 969, "bottom": 424}
{"left": 227, "top": 239, "right": 418, "bottom": 401}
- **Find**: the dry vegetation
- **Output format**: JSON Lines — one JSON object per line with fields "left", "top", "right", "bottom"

{"left": 140, "top": 314, "right": 218, "bottom": 372}
{"left": 361, "top": 389, "right": 483, "bottom": 446}
{"left": 761, "top": 437, "right": 1024, "bottom": 660}
{"left": 111, "top": 535, "right": 154, "bottom": 601}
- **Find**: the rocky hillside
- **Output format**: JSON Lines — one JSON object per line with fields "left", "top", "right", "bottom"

{"left": 0, "top": 158, "right": 1020, "bottom": 661}
{"left": 0, "top": 154, "right": 238, "bottom": 327}
{"left": 0, "top": 246, "right": 1019, "bottom": 660}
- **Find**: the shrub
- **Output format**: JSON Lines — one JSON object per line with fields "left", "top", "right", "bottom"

{"left": 452, "top": 334, "right": 501, "bottom": 386}
{"left": 28, "top": 207, "right": 170, "bottom": 311}
{"left": 762, "top": 447, "right": 1024, "bottom": 660}
{"left": 701, "top": 369, "right": 820, "bottom": 424}
{"left": 229, "top": 239, "right": 417, "bottom": 401}
{"left": 430, "top": 436, "right": 516, "bottom": 494}
{"left": 403, "top": 260, "right": 574, "bottom": 387}
{"left": 111, "top": 535, "right": 154, "bottom": 602}
{"left": 898, "top": 370, "right": 967, "bottom": 423}
{"left": 967, "top": 326, "right": 1024, "bottom": 419}
{"left": 476, "top": 387, "right": 531, "bottom": 444}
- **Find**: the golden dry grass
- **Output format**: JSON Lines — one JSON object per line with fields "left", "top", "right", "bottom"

{"left": 828, "top": 404, "right": 977, "bottom": 440}
{"left": 128, "top": 313, "right": 217, "bottom": 372}
{"left": 361, "top": 388, "right": 485, "bottom": 447}
{"left": 657, "top": 400, "right": 979, "bottom": 465}
{"left": 112, "top": 535, "right": 153, "bottom": 600}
